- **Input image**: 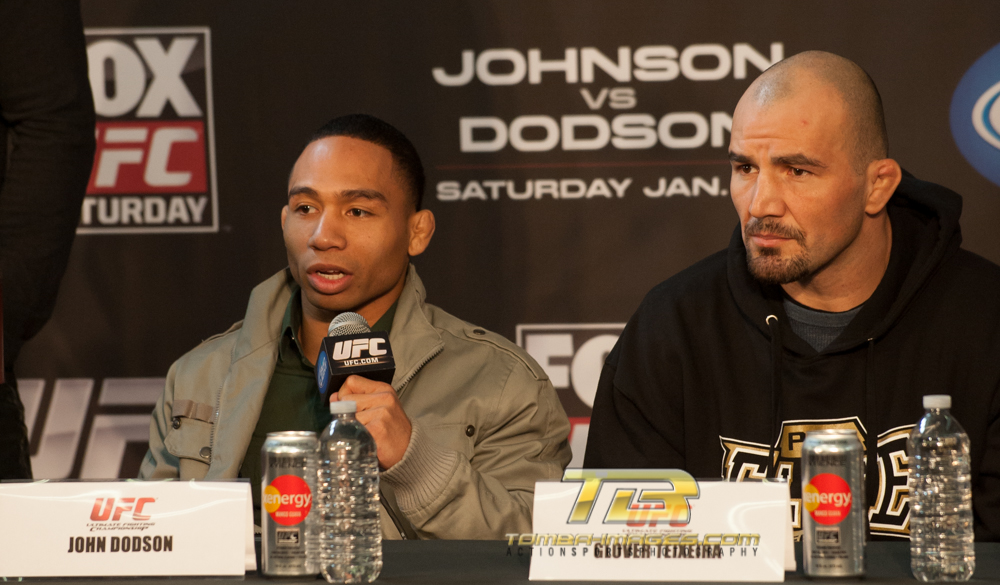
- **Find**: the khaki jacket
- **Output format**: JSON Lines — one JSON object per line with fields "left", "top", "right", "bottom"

{"left": 139, "top": 265, "right": 571, "bottom": 539}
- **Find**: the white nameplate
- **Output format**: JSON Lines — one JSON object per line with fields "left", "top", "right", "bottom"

{"left": 0, "top": 480, "right": 256, "bottom": 577}
{"left": 526, "top": 470, "right": 793, "bottom": 582}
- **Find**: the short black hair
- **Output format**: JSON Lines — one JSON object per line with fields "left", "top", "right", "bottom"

{"left": 309, "top": 114, "right": 425, "bottom": 210}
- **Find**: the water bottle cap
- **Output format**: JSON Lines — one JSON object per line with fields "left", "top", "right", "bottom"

{"left": 923, "top": 395, "right": 951, "bottom": 409}
{"left": 329, "top": 400, "right": 357, "bottom": 414}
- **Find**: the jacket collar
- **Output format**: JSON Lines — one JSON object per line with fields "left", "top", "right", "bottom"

{"left": 231, "top": 264, "right": 444, "bottom": 389}
{"left": 233, "top": 269, "right": 295, "bottom": 362}
{"left": 388, "top": 264, "right": 445, "bottom": 393}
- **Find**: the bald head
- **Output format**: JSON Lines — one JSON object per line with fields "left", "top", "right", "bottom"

{"left": 745, "top": 51, "right": 887, "bottom": 173}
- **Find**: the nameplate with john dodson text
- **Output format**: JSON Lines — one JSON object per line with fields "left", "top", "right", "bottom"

{"left": 525, "top": 470, "right": 794, "bottom": 582}
{"left": 0, "top": 480, "right": 255, "bottom": 577}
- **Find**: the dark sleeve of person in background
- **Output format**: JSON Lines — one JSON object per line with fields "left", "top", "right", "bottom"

{"left": 0, "top": 0, "right": 96, "bottom": 479}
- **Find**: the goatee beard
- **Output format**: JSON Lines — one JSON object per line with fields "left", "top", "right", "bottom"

{"left": 744, "top": 218, "right": 810, "bottom": 284}
{"left": 746, "top": 248, "right": 811, "bottom": 284}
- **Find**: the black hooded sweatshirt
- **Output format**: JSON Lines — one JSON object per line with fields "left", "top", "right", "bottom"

{"left": 584, "top": 173, "right": 1000, "bottom": 541}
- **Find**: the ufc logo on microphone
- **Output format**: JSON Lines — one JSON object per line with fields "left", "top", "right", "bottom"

{"left": 81, "top": 28, "right": 218, "bottom": 234}
{"left": 332, "top": 338, "right": 388, "bottom": 360}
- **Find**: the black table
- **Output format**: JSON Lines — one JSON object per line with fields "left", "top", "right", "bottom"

{"left": 373, "top": 541, "right": 997, "bottom": 584}
{"left": 24, "top": 541, "right": 1000, "bottom": 583}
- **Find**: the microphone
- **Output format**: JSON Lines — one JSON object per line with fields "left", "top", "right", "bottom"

{"left": 315, "top": 312, "right": 396, "bottom": 396}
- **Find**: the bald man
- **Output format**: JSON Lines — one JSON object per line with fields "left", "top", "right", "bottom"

{"left": 584, "top": 51, "right": 1000, "bottom": 541}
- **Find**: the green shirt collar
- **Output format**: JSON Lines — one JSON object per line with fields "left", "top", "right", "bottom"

{"left": 279, "top": 285, "right": 398, "bottom": 365}
{"left": 371, "top": 298, "right": 398, "bottom": 334}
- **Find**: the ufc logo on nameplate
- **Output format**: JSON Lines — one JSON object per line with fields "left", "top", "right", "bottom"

{"left": 525, "top": 470, "right": 793, "bottom": 581}
{"left": 0, "top": 481, "right": 254, "bottom": 577}
{"left": 81, "top": 27, "right": 218, "bottom": 234}
{"left": 89, "top": 497, "right": 156, "bottom": 521}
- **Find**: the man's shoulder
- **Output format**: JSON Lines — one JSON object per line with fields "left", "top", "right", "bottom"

{"left": 636, "top": 248, "right": 731, "bottom": 317}
{"left": 936, "top": 248, "right": 1000, "bottom": 311}
{"left": 421, "top": 302, "right": 548, "bottom": 383}
{"left": 949, "top": 248, "right": 1000, "bottom": 284}
{"left": 169, "top": 269, "right": 292, "bottom": 389}
{"left": 174, "top": 320, "right": 243, "bottom": 369}
{"left": 163, "top": 321, "right": 244, "bottom": 406}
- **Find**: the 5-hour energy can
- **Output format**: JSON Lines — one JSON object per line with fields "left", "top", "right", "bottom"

{"left": 801, "top": 429, "right": 866, "bottom": 577}
{"left": 261, "top": 431, "right": 318, "bottom": 577}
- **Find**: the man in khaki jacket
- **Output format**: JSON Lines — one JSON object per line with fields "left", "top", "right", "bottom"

{"left": 139, "top": 114, "right": 572, "bottom": 539}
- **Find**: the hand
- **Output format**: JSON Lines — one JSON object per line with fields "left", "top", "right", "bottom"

{"left": 332, "top": 375, "right": 412, "bottom": 469}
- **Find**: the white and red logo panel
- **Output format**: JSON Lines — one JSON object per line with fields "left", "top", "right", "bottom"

{"left": 81, "top": 28, "right": 217, "bottom": 234}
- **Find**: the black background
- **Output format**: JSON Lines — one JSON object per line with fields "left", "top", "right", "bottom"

{"left": 20, "top": 1, "right": 1000, "bottom": 402}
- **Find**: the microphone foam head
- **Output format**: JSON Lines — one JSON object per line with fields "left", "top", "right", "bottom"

{"left": 328, "top": 312, "right": 371, "bottom": 336}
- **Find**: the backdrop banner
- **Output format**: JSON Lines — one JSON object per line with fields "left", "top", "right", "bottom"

{"left": 18, "top": 1, "right": 1000, "bottom": 479}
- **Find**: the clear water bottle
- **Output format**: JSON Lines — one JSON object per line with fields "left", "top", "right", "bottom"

{"left": 907, "top": 394, "right": 975, "bottom": 582}
{"left": 317, "top": 400, "right": 382, "bottom": 583}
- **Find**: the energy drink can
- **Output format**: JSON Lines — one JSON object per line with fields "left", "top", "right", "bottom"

{"left": 261, "top": 431, "right": 318, "bottom": 577}
{"left": 802, "top": 429, "right": 865, "bottom": 577}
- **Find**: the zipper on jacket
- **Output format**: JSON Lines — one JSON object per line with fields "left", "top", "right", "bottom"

{"left": 393, "top": 345, "right": 444, "bottom": 394}
{"left": 379, "top": 487, "right": 410, "bottom": 539}
{"left": 206, "top": 375, "right": 225, "bottom": 467}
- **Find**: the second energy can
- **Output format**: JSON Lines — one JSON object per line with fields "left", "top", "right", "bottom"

{"left": 261, "top": 431, "right": 318, "bottom": 577}
{"left": 801, "top": 429, "right": 866, "bottom": 577}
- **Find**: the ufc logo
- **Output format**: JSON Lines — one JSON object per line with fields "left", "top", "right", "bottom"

{"left": 332, "top": 338, "right": 388, "bottom": 360}
{"left": 89, "top": 121, "right": 207, "bottom": 193}
{"left": 21, "top": 377, "right": 163, "bottom": 480}
{"left": 90, "top": 497, "right": 156, "bottom": 521}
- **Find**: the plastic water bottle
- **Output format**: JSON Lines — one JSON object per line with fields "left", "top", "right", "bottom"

{"left": 317, "top": 400, "right": 382, "bottom": 583}
{"left": 907, "top": 395, "right": 975, "bottom": 581}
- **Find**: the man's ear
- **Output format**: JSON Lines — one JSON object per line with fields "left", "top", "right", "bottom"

{"left": 281, "top": 205, "right": 288, "bottom": 229}
{"left": 407, "top": 209, "right": 435, "bottom": 257}
{"left": 864, "top": 158, "right": 902, "bottom": 215}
